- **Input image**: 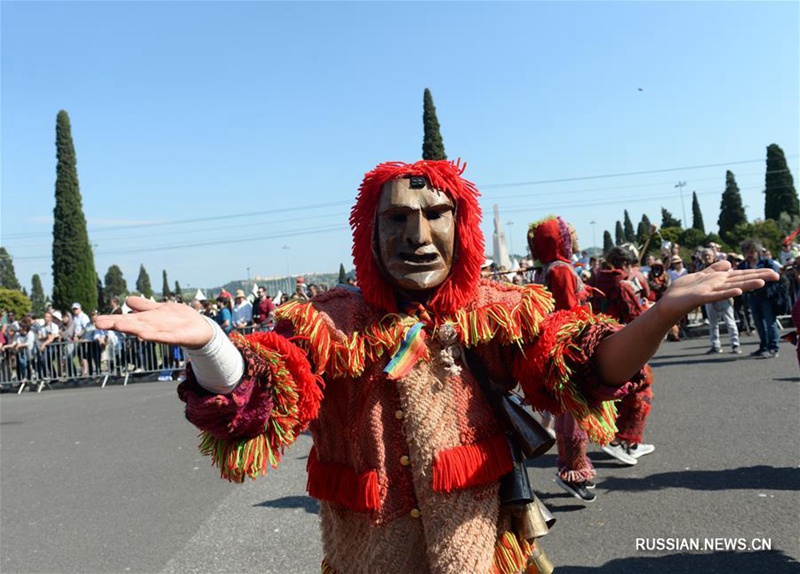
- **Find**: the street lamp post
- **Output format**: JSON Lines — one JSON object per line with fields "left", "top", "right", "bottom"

{"left": 589, "top": 220, "right": 596, "bottom": 253}
{"left": 505, "top": 221, "right": 514, "bottom": 256}
{"left": 674, "top": 181, "right": 688, "bottom": 228}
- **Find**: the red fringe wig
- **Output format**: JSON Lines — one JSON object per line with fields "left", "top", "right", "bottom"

{"left": 350, "top": 160, "right": 485, "bottom": 316}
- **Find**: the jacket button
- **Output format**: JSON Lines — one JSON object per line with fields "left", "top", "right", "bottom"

{"left": 410, "top": 508, "right": 421, "bottom": 519}
{"left": 400, "top": 455, "right": 410, "bottom": 466}
{"left": 394, "top": 409, "right": 404, "bottom": 420}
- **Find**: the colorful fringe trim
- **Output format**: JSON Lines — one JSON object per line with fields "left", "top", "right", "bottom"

{"left": 491, "top": 532, "right": 534, "bottom": 574}
{"left": 519, "top": 306, "right": 620, "bottom": 445}
{"left": 198, "top": 331, "right": 324, "bottom": 483}
{"left": 433, "top": 433, "right": 514, "bottom": 493}
{"left": 453, "top": 284, "right": 553, "bottom": 348}
{"left": 276, "top": 284, "right": 553, "bottom": 380}
{"left": 306, "top": 447, "right": 380, "bottom": 512}
{"left": 320, "top": 558, "right": 336, "bottom": 574}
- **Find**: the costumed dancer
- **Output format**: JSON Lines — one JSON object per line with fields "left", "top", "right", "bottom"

{"left": 97, "top": 160, "right": 777, "bottom": 574}
{"left": 528, "top": 216, "right": 596, "bottom": 503}
{"left": 590, "top": 245, "right": 655, "bottom": 464}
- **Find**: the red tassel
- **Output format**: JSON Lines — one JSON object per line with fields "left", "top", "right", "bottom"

{"left": 432, "top": 434, "right": 514, "bottom": 493}
{"left": 306, "top": 447, "right": 381, "bottom": 512}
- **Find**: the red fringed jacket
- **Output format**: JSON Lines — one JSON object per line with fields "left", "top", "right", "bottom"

{"left": 177, "top": 279, "right": 644, "bottom": 574}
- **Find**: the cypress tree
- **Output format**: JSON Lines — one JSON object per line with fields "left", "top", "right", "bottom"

{"left": 161, "top": 269, "right": 171, "bottom": 299}
{"left": 764, "top": 143, "right": 799, "bottom": 220}
{"left": 31, "top": 274, "right": 46, "bottom": 316}
{"left": 136, "top": 264, "right": 153, "bottom": 299}
{"left": 623, "top": 210, "right": 635, "bottom": 242}
{"left": 422, "top": 88, "right": 447, "bottom": 160}
{"left": 0, "top": 247, "right": 21, "bottom": 291}
{"left": 51, "top": 110, "right": 97, "bottom": 312}
{"left": 174, "top": 281, "right": 183, "bottom": 301}
{"left": 338, "top": 263, "right": 347, "bottom": 285}
{"left": 104, "top": 264, "right": 127, "bottom": 301}
{"left": 661, "top": 207, "right": 681, "bottom": 228}
{"left": 636, "top": 220, "right": 648, "bottom": 245}
{"left": 718, "top": 170, "right": 747, "bottom": 243}
{"left": 96, "top": 275, "right": 106, "bottom": 313}
{"left": 636, "top": 214, "right": 653, "bottom": 245}
{"left": 614, "top": 221, "right": 624, "bottom": 245}
{"left": 603, "top": 231, "right": 614, "bottom": 254}
{"left": 691, "top": 191, "right": 705, "bottom": 233}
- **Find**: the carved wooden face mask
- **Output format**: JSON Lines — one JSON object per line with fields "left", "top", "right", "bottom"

{"left": 375, "top": 178, "right": 455, "bottom": 293}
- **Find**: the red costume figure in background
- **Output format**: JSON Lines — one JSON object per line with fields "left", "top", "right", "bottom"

{"left": 590, "top": 246, "right": 654, "bottom": 459}
{"left": 528, "top": 216, "right": 597, "bottom": 501}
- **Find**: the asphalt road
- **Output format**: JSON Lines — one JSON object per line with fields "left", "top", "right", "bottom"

{"left": 1, "top": 336, "right": 798, "bottom": 574}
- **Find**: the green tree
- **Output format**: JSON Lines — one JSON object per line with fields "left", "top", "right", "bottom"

{"left": 338, "top": 263, "right": 347, "bottom": 285}
{"left": 96, "top": 275, "right": 107, "bottom": 313}
{"left": 718, "top": 170, "right": 747, "bottom": 244}
{"left": 691, "top": 191, "right": 705, "bottom": 233}
{"left": 0, "top": 288, "right": 31, "bottom": 318}
{"left": 635, "top": 221, "right": 648, "bottom": 247}
{"left": 614, "top": 221, "right": 624, "bottom": 245}
{"left": 422, "top": 88, "right": 447, "bottom": 160}
{"left": 603, "top": 230, "right": 614, "bottom": 253}
{"left": 51, "top": 110, "right": 97, "bottom": 312}
{"left": 636, "top": 214, "right": 652, "bottom": 245}
{"left": 161, "top": 269, "right": 171, "bottom": 299}
{"left": 679, "top": 228, "right": 706, "bottom": 250}
{"left": 104, "top": 265, "right": 127, "bottom": 301}
{"left": 764, "top": 143, "right": 799, "bottom": 220}
{"left": 30, "top": 274, "right": 46, "bottom": 316}
{"left": 661, "top": 207, "right": 681, "bottom": 229}
{"left": 727, "top": 219, "right": 783, "bottom": 256}
{"left": 174, "top": 281, "right": 183, "bottom": 301}
{"left": 623, "top": 210, "right": 635, "bottom": 243}
{"left": 136, "top": 264, "right": 153, "bottom": 299}
{"left": 0, "top": 247, "right": 21, "bottom": 291}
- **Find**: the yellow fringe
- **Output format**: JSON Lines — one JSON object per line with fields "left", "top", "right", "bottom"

{"left": 491, "top": 532, "right": 534, "bottom": 574}
{"left": 546, "top": 310, "right": 620, "bottom": 444}
{"left": 276, "top": 285, "right": 553, "bottom": 380}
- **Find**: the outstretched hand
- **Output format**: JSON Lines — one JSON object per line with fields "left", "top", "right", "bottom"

{"left": 596, "top": 260, "right": 778, "bottom": 386}
{"left": 94, "top": 297, "right": 214, "bottom": 350}
{"left": 657, "top": 260, "right": 778, "bottom": 321}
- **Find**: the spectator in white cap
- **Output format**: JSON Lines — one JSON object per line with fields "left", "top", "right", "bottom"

{"left": 667, "top": 255, "right": 687, "bottom": 283}
{"left": 232, "top": 289, "right": 253, "bottom": 329}
{"left": 71, "top": 302, "right": 91, "bottom": 339}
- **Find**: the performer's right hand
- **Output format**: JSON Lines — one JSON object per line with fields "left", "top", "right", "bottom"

{"left": 95, "top": 296, "right": 214, "bottom": 350}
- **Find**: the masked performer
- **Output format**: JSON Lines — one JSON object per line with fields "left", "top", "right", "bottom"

{"left": 528, "top": 216, "right": 597, "bottom": 502}
{"left": 98, "top": 160, "right": 776, "bottom": 574}
{"left": 590, "top": 246, "right": 655, "bottom": 464}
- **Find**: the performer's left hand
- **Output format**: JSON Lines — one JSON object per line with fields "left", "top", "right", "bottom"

{"left": 657, "top": 260, "right": 778, "bottom": 322}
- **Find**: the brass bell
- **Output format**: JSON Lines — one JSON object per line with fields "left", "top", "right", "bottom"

{"left": 512, "top": 495, "right": 555, "bottom": 542}
{"left": 525, "top": 541, "right": 555, "bottom": 574}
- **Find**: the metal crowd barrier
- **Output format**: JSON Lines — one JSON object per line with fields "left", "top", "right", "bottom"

{"left": 0, "top": 323, "right": 275, "bottom": 395}
{"left": 0, "top": 335, "right": 184, "bottom": 394}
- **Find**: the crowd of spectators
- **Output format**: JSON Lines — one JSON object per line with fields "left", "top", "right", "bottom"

{"left": 2, "top": 235, "right": 794, "bottom": 389}
{"left": 487, "top": 235, "right": 797, "bottom": 358}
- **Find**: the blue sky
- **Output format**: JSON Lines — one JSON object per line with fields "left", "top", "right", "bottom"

{"left": 2, "top": 1, "right": 798, "bottom": 297}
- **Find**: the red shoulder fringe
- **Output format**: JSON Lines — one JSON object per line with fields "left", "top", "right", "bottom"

{"left": 513, "top": 306, "right": 620, "bottom": 444}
